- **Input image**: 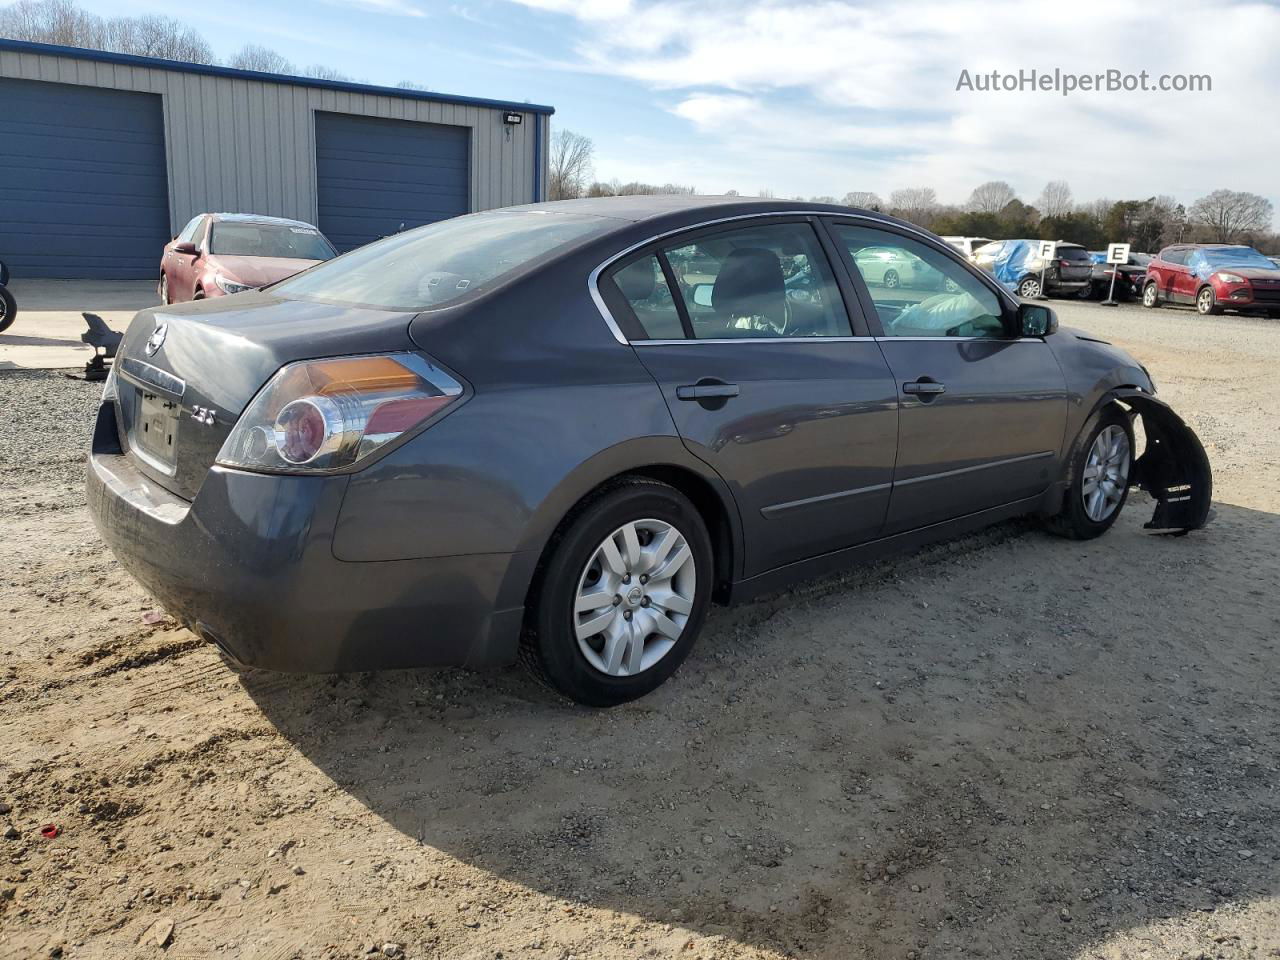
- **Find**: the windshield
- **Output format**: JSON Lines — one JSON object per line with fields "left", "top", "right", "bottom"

{"left": 273, "top": 211, "right": 615, "bottom": 310}
{"left": 1194, "top": 246, "right": 1277, "bottom": 270}
{"left": 211, "top": 223, "right": 336, "bottom": 260}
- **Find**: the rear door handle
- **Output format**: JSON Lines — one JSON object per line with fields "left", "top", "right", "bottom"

{"left": 902, "top": 380, "right": 946, "bottom": 396}
{"left": 677, "top": 382, "right": 739, "bottom": 400}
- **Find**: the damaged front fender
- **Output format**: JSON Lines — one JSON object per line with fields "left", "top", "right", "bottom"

{"left": 1111, "top": 390, "right": 1213, "bottom": 534}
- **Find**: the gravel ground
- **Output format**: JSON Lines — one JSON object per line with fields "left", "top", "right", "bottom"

{"left": 1, "top": 299, "right": 1278, "bottom": 960}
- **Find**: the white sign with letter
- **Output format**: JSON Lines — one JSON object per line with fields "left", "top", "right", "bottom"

{"left": 1106, "top": 242, "right": 1131, "bottom": 265}
{"left": 1037, "top": 240, "right": 1058, "bottom": 260}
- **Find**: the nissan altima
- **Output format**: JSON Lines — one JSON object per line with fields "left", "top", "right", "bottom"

{"left": 88, "top": 197, "right": 1211, "bottom": 706}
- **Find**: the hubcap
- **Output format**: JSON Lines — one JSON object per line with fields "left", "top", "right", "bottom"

{"left": 1021, "top": 279, "right": 1041, "bottom": 298}
{"left": 884, "top": 271, "right": 899, "bottom": 288}
{"left": 1143, "top": 285, "right": 1156, "bottom": 306}
{"left": 1082, "top": 425, "right": 1130, "bottom": 522}
{"left": 573, "top": 518, "right": 696, "bottom": 677}
{"left": 1198, "top": 290, "right": 1212, "bottom": 312}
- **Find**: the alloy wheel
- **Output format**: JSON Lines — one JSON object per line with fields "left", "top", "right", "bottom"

{"left": 1082, "top": 424, "right": 1131, "bottom": 522}
{"left": 883, "top": 270, "right": 900, "bottom": 289}
{"left": 1197, "top": 288, "right": 1214, "bottom": 314}
{"left": 1019, "top": 278, "right": 1041, "bottom": 298}
{"left": 573, "top": 518, "right": 696, "bottom": 677}
{"left": 1143, "top": 284, "right": 1157, "bottom": 307}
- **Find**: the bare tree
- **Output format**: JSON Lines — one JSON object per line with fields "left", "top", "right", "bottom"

{"left": 0, "top": 0, "right": 105, "bottom": 46}
{"left": 756, "top": 188, "right": 776, "bottom": 199}
{"left": 809, "top": 195, "right": 837, "bottom": 204}
{"left": 723, "top": 189, "right": 740, "bottom": 196}
{"left": 106, "top": 14, "right": 214, "bottom": 62}
{"left": 396, "top": 80, "right": 430, "bottom": 91}
{"left": 548, "top": 128, "right": 594, "bottom": 201}
{"left": 228, "top": 44, "right": 294, "bottom": 74}
{"left": 1189, "top": 189, "right": 1274, "bottom": 242}
{"left": 304, "top": 64, "right": 356, "bottom": 82}
{"left": 1036, "top": 181, "right": 1073, "bottom": 219}
{"left": 967, "top": 180, "right": 1017, "bottom": 214}
{"left": 889, "top": 187, "right": 940, "bottom": 225}
{"left": 842, "top": 191, "right": 883, "bottom": 210}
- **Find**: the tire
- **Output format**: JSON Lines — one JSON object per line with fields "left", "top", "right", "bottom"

{"left": 883, "top": 269, "right": 900, "bottom": 289}
{"left": 1196, "top": 286, "right": 1221, "bottom": 315}
{"left": 158, "top": 273, "right": 169, "bottom": 305}
{"left": 1142, "top": 281, "right": 1160, "bottom": 308}
{"left": 523, "top": 478, "right": 714, "bottom": 707}
{"left": 1043, "top": 405, "right": 1135, "bottom": 540}
{"left": 0, "top": 284, "right": 15, "bottom": 334}
{"left": 1017, "top": 276, "right": 1041, "bottom": 299}
{"left": 193, "top": 287, "right": 205, "bottom": 300}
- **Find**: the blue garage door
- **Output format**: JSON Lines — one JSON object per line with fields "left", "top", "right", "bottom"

{"left": 315, "top": 112, "right": 469, "bottom": 252}
{"left": 0, "top": 78, "right": 170, "bottom": 279}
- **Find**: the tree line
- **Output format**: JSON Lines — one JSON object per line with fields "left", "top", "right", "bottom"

{"left": 552, "top": 130, "right": 1276, "bottom": 254}
{"left": 0, "top": 0, "right": 429, "bottom": 88}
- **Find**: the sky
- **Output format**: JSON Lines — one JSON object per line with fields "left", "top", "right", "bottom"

{"left": 79, "top": 0, "right": 1280, "bottom": 216}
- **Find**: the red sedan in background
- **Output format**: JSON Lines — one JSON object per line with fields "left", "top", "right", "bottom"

{"left": 159, "top": 213, "right": 337, "bottom": 304}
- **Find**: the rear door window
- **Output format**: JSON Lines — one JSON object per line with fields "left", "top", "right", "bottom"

{"left": 660, "top": 222, "right": 852, "bottom": 339}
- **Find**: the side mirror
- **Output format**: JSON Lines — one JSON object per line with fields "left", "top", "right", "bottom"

{"left": 691, "top": 283, "right": 714, "bottom": 308}
{"left": 1017, "top": 302, "right": 1058, "bottom": 337}
{"left": 174, "top": 241, "right": 198, "bottom": 256}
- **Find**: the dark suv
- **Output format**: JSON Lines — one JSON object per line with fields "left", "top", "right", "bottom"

{"left": 970, "top": 240, "right": 1094, "bottom": 299}
{"left": 1142, "top": 244, "right": 1280, "bottom": 316}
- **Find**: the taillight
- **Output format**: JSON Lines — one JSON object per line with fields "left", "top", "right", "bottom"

{"left": 216, "top": 353, "right": 463, "bottom": 474}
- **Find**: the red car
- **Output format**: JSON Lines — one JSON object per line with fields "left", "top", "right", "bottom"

{"left": 1142, "top": 243, "right": 1280, "bottom": 316}
{"left": 159, "top": 213, "right": 337, "bottom": 304}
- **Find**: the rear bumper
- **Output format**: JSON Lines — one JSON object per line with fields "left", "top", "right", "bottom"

{"left": 86, "top": 404, "right": 526, "bottom": 673}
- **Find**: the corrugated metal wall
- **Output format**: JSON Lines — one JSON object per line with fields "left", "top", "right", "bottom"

{"left": 0, "top": 46, "right": 548, "bottom": 236}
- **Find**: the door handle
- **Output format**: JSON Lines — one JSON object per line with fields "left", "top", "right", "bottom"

{"left": 902, "top": 380, "right": 946, "bottom": 396}
{"left": 677, "top": 382, "right": 739, "bottom": 401}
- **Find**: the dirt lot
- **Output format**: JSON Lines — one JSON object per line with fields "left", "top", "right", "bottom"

{"left": 2, "top": 300, "right": 1278, "bottom": 960}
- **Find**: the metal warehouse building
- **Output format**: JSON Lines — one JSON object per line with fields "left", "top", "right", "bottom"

{"left": 0, "top": 38, "right": 552, "bottom": 279}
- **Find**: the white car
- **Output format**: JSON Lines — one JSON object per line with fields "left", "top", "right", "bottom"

{"left": 853, "top": 246, "right": 958, "bottom": 292}
{"left": 940, "top": 236, "right": 996, "bottom": 259}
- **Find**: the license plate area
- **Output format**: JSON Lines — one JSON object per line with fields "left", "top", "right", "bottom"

{"left": 132, "top": 389, "right": 180, "bottom": 473}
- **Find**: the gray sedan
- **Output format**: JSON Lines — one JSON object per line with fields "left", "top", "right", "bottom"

{"left": 88, "top": 197, "right": 1211, "bottom": 706}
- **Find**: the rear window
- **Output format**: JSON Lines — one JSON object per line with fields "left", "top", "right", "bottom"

{"left": 273, "top": 211, "right": 613, "bottom": 311}
{"left": 211, "top": 223, "right": 336, "bottom": 261}
{"left": 1056, "top": 246, "right": 1091, "bottom": 261}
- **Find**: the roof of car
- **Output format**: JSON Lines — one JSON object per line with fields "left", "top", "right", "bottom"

{"left": 505, "top": 195, "right": 870, "bottom": 223}
{"left": 207, "top": 213, "right": 321, "bottom": 229}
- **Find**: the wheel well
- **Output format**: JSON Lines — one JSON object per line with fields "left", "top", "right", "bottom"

{"left": 525, "top": 464, "right": 738, "bottom": 613}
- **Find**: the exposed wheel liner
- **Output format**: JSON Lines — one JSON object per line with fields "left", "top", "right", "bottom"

{"left": 1108, "top": 389, "right": 1213, "bottom": 534}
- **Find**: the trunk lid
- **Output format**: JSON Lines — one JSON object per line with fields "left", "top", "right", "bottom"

{"left": 113, "top": 291, "right": 419, "bottom": 501}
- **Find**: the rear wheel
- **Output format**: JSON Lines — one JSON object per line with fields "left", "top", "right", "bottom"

{"left": 523, "top": 479, "right": 713, "bottom": 707}
{"left": 1044, "top": 406, "right": 1134, "bottom": 540}
{"left": 1196, "top": 286, "right": 1221, "bottom": 315}
{"left": 1017, "top": 276, "right": 1042, "bottom": 299}
{"left": 1142, "top": 281, "right": 1160, "bottom": 308}
{"left": 0, "top": 284, "right": 15, "bottom": 334}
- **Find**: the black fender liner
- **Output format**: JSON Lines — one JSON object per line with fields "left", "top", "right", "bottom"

{"left": 1108, "top": 389, "right": 1213, "bottom": 534}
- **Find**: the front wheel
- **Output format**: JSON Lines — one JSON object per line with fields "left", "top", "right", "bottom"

{"left": 1017, "top": 276, "right": 1042, "bottom": 299}
{"left": 1043, "top": 406, "right": 1134, "bottom": 540}
{"left": 1196, "top": 286, "right": 1221, "bottom": 315}
{"left": 523, "top": 479, "right": 713, "bottom": 706}
{"left": 0, "top": 284, "right": 15, "bottom": 334}
{"left": 883, "top": 269, "right": 900, "bottom": 289}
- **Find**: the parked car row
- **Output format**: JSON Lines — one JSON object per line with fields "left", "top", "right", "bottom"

{"left": 939, "top": 233, "right": 1280, "bottom": 317}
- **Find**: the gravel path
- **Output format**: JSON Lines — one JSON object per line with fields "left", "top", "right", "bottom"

{"left": 1, "top": 300, "right": 1277, "bottom": 960}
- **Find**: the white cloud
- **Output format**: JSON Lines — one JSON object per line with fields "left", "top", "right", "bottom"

{"left": 506, "top": 0, "right": 1280, "bottom": 214}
